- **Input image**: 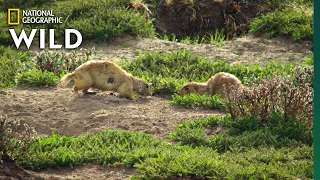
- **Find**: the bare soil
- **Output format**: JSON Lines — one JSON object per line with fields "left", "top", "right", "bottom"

{"left": 1, "top": 34, "right": 313, "bottom": 179}
{"left": 0, "top": 87, "right": 220, "bottom": 140}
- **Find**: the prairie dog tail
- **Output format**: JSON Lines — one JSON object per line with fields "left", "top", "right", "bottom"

{"left": 58, "top": 72, "right": 75, "bottom": 87}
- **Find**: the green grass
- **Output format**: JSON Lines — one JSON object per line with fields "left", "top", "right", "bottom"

{"left": 252, "top": 0, "right": 313, "bottom": 41}
{"left": 169, "top": 112, "right": 313, "bottom": 153}
{"left": 16, "top": 69, "right": 60, "bottom": 87}
{"left": 168, "top": 93, "right": 226, "bottom": 110}
{"left": 0, "top": 46, "right": 65, "bottom": 89}
{"left": 303, "top": 55, "right": 314, "bottom": 67}
{"left": 13, "top": 119, "right": 313, "bottom": 179}
{"left": 160, "top": 29, "right": 228, "bottom": 48}
{"left": 16, "top": 130, "right": 166, "bottom": 169}
{"left": 137, "top": 145, "right": 313, "bottom": 180}
{"left": 249, "top": 7, "right": 313, "bottom": 41}
{"left": 0, "top": 46, "right": 30, "bottom": 89}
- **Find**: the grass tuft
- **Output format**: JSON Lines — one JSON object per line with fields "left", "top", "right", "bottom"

{"left": 249, "top": 8, "right": 313, "bottom": 41}
{"left": 168, "top": 93, "right": 226, "bottom": 110}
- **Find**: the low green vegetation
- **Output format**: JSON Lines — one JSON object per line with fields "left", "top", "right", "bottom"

{"left": 16, "top": 69, "right": 60, "bottom": 87}
{"left": 34, "top": 48, "right": 94, "bottom": 76}
{"left": 161, "top": 29, "right": 228, "bottom": 48}
{"left": 16, "top": 130, "right": 166, "bottom": 169}
{"left": 168, "top": 94, "right": 226, "bottom": 110}
{"left": 0, "top": 46, "right": 96, "bottom": 89}
{"left": 0, "top": 46, "right": 30, "bottom": 89}
{"left": 0, "top": 115, "right": 38, "bottom": 163}
{"left": 303, "top": 55, "right": 314, "bottom": 67}
{"left": 5, "top": 112, "right": 312, "bottom": 179}
{"left": 250, "top": 6, "right": 313, "bottom": 41}
{"left": 170, "top": 113, "right": 312, "bottom": 152}
{"left": 1, "top": 104, "right": 311, "bottom": 178}
{"left": 137, "top": 144, "right": 312, "bottom": 180}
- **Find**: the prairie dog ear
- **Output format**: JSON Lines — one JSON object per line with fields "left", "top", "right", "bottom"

{"left": 149, "top": 83, "right": 152, "bottom": 86}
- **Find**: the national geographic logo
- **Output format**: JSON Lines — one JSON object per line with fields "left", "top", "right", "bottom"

{"left": 8, "top": 8, "right": 63, "bottom": 25}
{"left": 7, "top": 8, "right": 82, "bottom": 49}
{"left": 7, "top": 8, "right": 20, "bottom": 25}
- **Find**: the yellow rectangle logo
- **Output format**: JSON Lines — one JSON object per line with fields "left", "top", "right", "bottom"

{"left": 8, "top": 8, "right": 20, "bottom": 25}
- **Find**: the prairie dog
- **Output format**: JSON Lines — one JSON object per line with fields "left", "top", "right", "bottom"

{"left": 59, "top": 60, "right": 152, "bottom": 100}
{"left": 178, "top": 72, "right": 243, "bottom": 98}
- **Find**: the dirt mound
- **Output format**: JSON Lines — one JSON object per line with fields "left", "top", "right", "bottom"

{"left": 26, "top": 165, "right": 138, "bottom": 180}
{"left": 0, "top": 161, "right": 138, "bottom": 180}
{"left": 0, "top": 161, "right": 40, "bottom": 180}
{"left": 155, "top": 0, "right": 267, "bottom": 38}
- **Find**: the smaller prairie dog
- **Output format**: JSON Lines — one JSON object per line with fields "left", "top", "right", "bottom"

{"left": 178, "top": 72, "right": 244, "bottom": 98}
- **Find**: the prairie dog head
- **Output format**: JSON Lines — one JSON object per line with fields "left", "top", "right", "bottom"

{"left": 178, "top": 82, "right": 201, "bottom": 96}
{"left": 134, "top": 79, "right": 153, "bottom": 96}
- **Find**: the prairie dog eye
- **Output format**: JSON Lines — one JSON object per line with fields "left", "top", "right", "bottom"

{"left": 146, "top": 85, "right": 149, "bottom": 88}
{"left": 185, "top": 87, "right": 189, "bottom": 91}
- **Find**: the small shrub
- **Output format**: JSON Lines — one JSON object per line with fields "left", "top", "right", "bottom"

{"left": 0, "top": 46, "right": 30, "bottom": 90}
{"left": 0, "top": 115, "right": 38, "bottom": 163}
{"left": 226, "top": 68, "right": 313, "bottom": 127}
{"left": 34, "top": 48, "right": 94, "bottom": 75}
{"left": 16, "top": 69, "right": 60, "bottom": 87}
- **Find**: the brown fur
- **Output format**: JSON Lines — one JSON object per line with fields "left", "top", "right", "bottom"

{"left": 178, "top": 72, "right": 244, "bottom": 98}
{"left": 59, "top": 60, "right": 152, "bottom": 100}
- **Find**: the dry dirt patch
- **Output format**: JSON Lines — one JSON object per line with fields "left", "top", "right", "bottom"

{"left": 0, "top": 87, "right": 220, "bottom": 140}
{"left": 26, "top": 164, "right": 138, "bottom": 180}
{"left": 0, "top": 162, "right": 138, "bottom": 180}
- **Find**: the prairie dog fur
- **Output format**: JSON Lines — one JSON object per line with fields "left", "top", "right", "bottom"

{"left": 59, "top": 60, "right": 152, "bottom": 100}
{"left": 178, "top": 72, "right": 244, "bottom": 98}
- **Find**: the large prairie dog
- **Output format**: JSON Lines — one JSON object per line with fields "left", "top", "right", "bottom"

{"left": 59, "top": 60, "right": 152, "bottom": 100}
{"left": 178, "top": 72, "right": 244, "bottom": 98}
